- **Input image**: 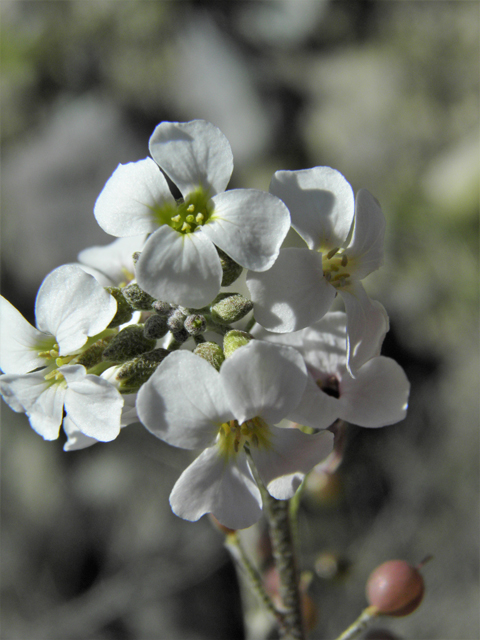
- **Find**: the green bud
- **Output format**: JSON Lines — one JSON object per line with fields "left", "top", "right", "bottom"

{"left": 144, "top": 314, "right": 169, "bottom": 340}
{"left": 122, "top": 283, "right": 156, "bottom": 310}
{"left": 105, "top": 287, "right": 133, "bottom": 327}
{"left": 116, "top": 348, "right": 170, "bottom": 393}
{"left": 223, "top": 330, "right": 254, "bottom": 358}
{"left": 76, "top": 337, "right": 114, "bottom": 369}
{"left": 210, "top": 293, "right": 253, "bottom": 325}
{"left": 193, "top": 342, "right": 225, "bottom": 371}
{"left": 216, "top": 247, "right": 243, "bottom": 287}
{"left": 102, "top": 325, "right": 156, "bottom": 363}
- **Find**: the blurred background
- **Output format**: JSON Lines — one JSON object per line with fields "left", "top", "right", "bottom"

{"left": 1, "top": 2, "right": 478, "bottom": 639}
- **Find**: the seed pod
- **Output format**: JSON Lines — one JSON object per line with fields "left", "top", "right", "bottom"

{"left": 366, "top": 560, "right": 425, "bottom": 616}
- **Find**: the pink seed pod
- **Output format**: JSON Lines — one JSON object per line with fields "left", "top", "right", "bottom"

{"left": 366, "top": 560, "right": 425, "bottom": 616}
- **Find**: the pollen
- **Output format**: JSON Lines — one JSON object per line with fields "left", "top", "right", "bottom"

{"left": 217, "top": 417, "right": 272, "bottom": 458}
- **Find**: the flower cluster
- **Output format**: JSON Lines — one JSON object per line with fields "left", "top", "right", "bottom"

{"left": 0, "top": 119, "right": 410, "bottom": 529}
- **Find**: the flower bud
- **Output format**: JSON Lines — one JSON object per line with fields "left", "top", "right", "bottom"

{"left": 122, "top": 283, "right": 156, "bottom": 310}
{"left": 366, "top": 560, "right": 425, "bottom": 617}
{"left": 171, "top": 328, "right": 190, "bottom": 344}
{"left": 223, "top": 330, "right": 253, "bottom": 358}
{"left": 167, "top": 309, "right": 187, "bottom": 332}
{"left": 210, "top": 293, "right": 253, "bottom": 325}
{"left": 152, "top": 300, "right": 173, "bottom": 316}
{"left": 193, "top": 342, "right": 225, "bottom": 371}
{"left": 76, "top": 337, "right": 113, "bottom": 369}
{"left": 102, "top": 325, "right": 156, "bottom": 363}
{"left": 144, "top": 314, "right": 169, "bottom": 340}
{"left": 105, "top": 287, "right": 133, "bottom": 327}
{"left": 184, "top": 314, "right": 207, "bottom": 336}
{"left": 216, "top": 247, "right": 243, "bottom": 287}
{"left": 115, "top": 347, "right": 169, "bottom": 393}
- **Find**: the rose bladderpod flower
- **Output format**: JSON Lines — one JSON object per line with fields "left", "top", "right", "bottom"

{"left": 136, "top": 340, "right": 334, "bottom": 530}
{"left": 246, "top": 167, "right": 389, "bottom": 373}
{"left": 255, "top": 311, "right": 410, "bottom": 430}
{"left": 94, "top": 119, "right": 290, "bottom": 309}
{"left": 0, "top": 265, "right": 124, "bottom": 442}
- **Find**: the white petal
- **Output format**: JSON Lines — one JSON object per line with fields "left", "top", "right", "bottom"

{"left": 0, "top": 296, "right": 53, "bottom": 374}
{"left": 78, "top": 235, "right": 146, "bottom": 287}
{"left": 94, "top": 158, "right": 174, "bottom": 236}
{"left": 339, "top": 357, "right": 410, "bottom": 427}
{"left": 63, "top": 365, "right": 123, "bottom": 441}
{"left": 340, "top": 284, "right": 389, "bottom": 375}
{"left": 251, "top": 427, "right": 334, "bottom": 500}
{"left": 63, "top": 415, "right": 99, "bottom": 451}
{"left": 346, "top": 189, "right": 385, "bottom": 279}
{"left": 149, "top": 120, "right": 234, "bottom": 197}
{"left": 287, "top": 373, "right": 340, "bottom": 430}
{"left": 221, "top": 340, "right": 307, "bottom": 425}
{"left": 135, "top": 226, "right": 222, "bottom": 308}
{"left": 0, "top": 372, "right": 65, "bottom": 440}
{"left": 169, "top": 447, "right": 262, "bottom": 530}
{"left": 270, "top": 167, "right": 355, "bottom": 251}
{"left": 136, "top": 350, "right": 232, "bottom": 449}
{"left": 202, "top": 189, "right": 290, "bottom": 271}
{"left": 35, "top": 266, "right": 117, "bottom": 356}
{"left": 247, "top": 248, "right": 336, "bottom": 332}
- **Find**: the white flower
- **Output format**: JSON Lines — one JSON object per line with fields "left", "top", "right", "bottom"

{"left": 0, "top": 265, "right": 124, "bottom": 442}
{"left": 136, "top": 340, "right": 333, "bottom": 530}
{"left": 94, "top": 120, "right": 290, "bottom": 309}
{"left": 255, "top": 312, "right": 410, "bottom": 430}
{"left": 76, "top": 235, "right": 146, "bottom": 287}
{"left": 247, "top": 167, "right": 388, "bottom": 373}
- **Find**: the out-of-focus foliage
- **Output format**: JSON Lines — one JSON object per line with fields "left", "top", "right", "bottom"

{"left": 1, "top": 2, "right": 478, "bottom": 639}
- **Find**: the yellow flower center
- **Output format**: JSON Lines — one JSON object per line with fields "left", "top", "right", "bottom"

{"left": 151, "top": 187, "right": 214, "bottom": 235}
{"left": 322, "top": 247, "right": 351, "bottom": 289}
{"left": 217, "top": 416, "right": 272, "bottom": 459}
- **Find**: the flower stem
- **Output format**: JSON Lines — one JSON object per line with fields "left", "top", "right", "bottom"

{"left": 224, "top": 532, "right": 284, "bottom": 626}
{"left": 333, "top": 606, "right": 379, "bottom": 640}
{"left": 263, "top": 493, "right": 305, "bottom": 640}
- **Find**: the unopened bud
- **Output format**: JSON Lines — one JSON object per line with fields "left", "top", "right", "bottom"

{"left": 144, "top": 314, "right": 169, "bottom": 340}
{"left": 76, "top": 337, "right": 113, "bottom": 369}
{"left": 105, "top": 287, "right": 133, "bottom": 327}
{"left": 102, "top": 325, "right": 156, "bottom": 363}
{"left": 210, "top": 293, "right": 253, "bottom": 324}
{"left": 223, "top": 330, "right": 253, "bottom": 358}
{"left": 216, "top": 247, "right": 243, "bottom": 287}
{"left": 167, "top": 309, "right": 186, "bottom": 332}
{"left": 122, "top": 283, "right": 156, "bottom": 310}
{"left": 171, "top": 327, "right": 190, "bottom": 344}
{"left": 184, "top": 314, "right": 207, "bottom": 336}
{"left": 152, "top": 300, "right": 173, "bottom": 316}
{"left": 193, "top": 342, "right": 225, "bottom": 371}
{"left": 116, "top": 347, "right": 169, "bottom": 393}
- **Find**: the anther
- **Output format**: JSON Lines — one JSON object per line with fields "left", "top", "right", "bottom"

{"left": 171, "top": 214, "right": 181, "bottom": 223}
{"left": 195, "top": 213, "right": 204, "bottom": 224}
{"left": 181, "top": 222, "right": 191, "bottom": 232}
{"left": 327, "top": 247, "right": 340, "bottom": 260}
{"left": 186, "top": 204, "right": 195, "bottom": 213}
{"left": 341, "top": 254, "right": 348, "bottom": 267}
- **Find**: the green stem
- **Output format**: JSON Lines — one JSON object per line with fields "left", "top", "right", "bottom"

{"left": 333, "top": 606, "right": 379, "bottom": 640}
{"left": 224, "top": 533, "right": 284, "bottom": 626}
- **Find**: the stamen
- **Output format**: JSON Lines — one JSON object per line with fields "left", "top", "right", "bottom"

{"left": 195, "top": 213, "right": 204, "bottom": 224}
{"left": 181, "top": 222, "right": 191, "bottom": 232}
{"left": 327, "top": 247, "right": 340, "bottom": 259}
{"left": 171, "top": 214, "right": 181, "bottom": 223}
{"left": 341, "top": 254, "right": 348, "bottom": 267}
{"left": 333, "top": 272, "right": 350, "bottom": 281}
{"left": 186, "top": 204, "right": 195, "bottom": 213}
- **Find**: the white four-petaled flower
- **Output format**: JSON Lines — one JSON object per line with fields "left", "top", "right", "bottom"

{"left": 137, "top": 340, "right": 334, "bottom": 530}
{"left": 94, "top": 120, "right": 290, "bottom": 308}
{"left": 0, "top": 265, "right": 124, "bottom": 445}
{"left": 247, "top": 167, "right": 389, "bottom": 373}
